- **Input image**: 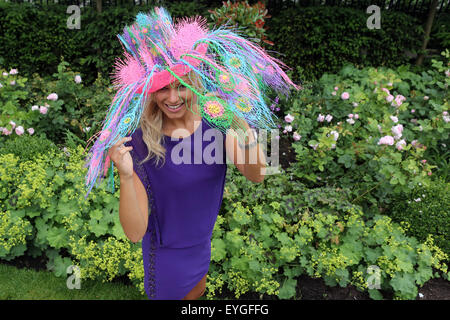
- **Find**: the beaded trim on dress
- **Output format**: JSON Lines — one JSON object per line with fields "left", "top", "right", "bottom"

{"left": 128, "top": 146, "right": 157, "bottom": 299}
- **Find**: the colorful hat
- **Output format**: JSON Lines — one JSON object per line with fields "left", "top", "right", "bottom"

{"left": 83, "top": 7, "right": 299, "bottom": 198}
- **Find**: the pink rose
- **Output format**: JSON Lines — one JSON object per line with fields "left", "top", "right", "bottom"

{"left": 334, "top": 86, "right": 339, "bottom": 91}
{"left": 47, "top": 93, "right": 58, "bottom": 101}
{"left": 2, "top": 128, "right": 12, "bottom": 135}
{"left": 27, "top": 128, "right": 35, "bottom": 135}
{"left": 9, "top": 69, "right": 18, "bottom": 75}
{"left": 293, "top": 132, "right": 301, "bottom": 141}
{"left": 9, "top": 121, "right": 16, "bottom": 129}
{"left": 317, "top": 114, "right": 325, "bottom": 122}
{"left": 285, "top": 114, "right": 294, "bottom": 123}
{"left": 378, "top": 136, "right": 395, "bottom": 145}
{"left": 40, "top": 106, "right": 48, "bottom": 114}
{"left": 391, "top": 124, "right": 403, "bottom": 138}
{"left": 396, "top": 139, "right": 406, "bottom": 151}
{"left": 75, "top": 75, "right": 82, "bottom": 84}
{"left": 392, "top": 95, "right": 406, "bottom": 107}
{"left": 341, "top": 92, "right": 350, "bottom": 100}
{"left": 15, "top": 126, "right": 24, "bottom": 135}
{"left": 386, "top": 95, "right": 394, "bottom": 103}
{"left": 31, "top": 105, "right": 39, "bottom": 111}
{"left": 331, "top": 91, "right": 337, "bottom": 96}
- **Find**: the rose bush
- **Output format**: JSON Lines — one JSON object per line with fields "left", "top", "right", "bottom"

{"left": 0, "top": 60, "right": 114, "bottom": 146}
{"left": 274, "top": 50, "right": 449, "bottom": 216}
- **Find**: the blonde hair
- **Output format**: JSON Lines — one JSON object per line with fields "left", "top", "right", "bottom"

{"left": 138, "top": 72, "right": 204, "bottom": 168}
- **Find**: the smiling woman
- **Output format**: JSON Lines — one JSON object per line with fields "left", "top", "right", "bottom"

{"left": 138, "top": 72, "right": 205, "bottom": 168}
{"left": 85, "top": 6, "right": 298, "bottom": 301}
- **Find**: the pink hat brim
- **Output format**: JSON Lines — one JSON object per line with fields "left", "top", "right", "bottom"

{"left": 136, "top": 42, "right": 208, "bottom": 94}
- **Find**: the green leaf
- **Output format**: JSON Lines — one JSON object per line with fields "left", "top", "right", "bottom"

{"left": 211, "top": 238, "right": 227, "bottom": 262}
{"left": 47, "top": 226, "right": 69, "bottom": 249}
{"left": 88, "top": 219, "right": 109, "bottom": 237}
{"left": 278, "top": 277, "right": 297, "bottom": 299}
{"left": 389, "top": 272, "right": 418, "bottom": 299}
{"left": 368, "top": 289, "right": 383, "bottom": 300}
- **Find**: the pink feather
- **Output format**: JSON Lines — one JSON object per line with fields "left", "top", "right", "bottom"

{"left": 170, "top": 16, "right": 209, "bottom": 60}
{"left": 111, "top": 51, "right": 146, "bottom": 87}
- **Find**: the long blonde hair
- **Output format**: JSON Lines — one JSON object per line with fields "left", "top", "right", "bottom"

{"left": 138, "top": 72, "right": 204, "bottom": 168}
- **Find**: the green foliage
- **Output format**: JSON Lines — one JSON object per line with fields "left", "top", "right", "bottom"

{"left": 0, "top": 209, "right": 33, "bottom": 260}
{"left": 430, "top": 14, "right": 450, "bottom": 50}
{"left": 267, "top": 6, "right": 424, "bottom": 82}
{"left": 0, "top": 1, "right": 210, "bottom": 85}
{"left": 0, "top": 60, "right": 115, "bottom": 146}
{"left": 0, "top": 145, "right": 146, "bottom": 295}
{"left": 208, "top": 0, "right": 273, "bottom": 47}
{"left": 206, "top": 166, "right": 448, "bottom": 300}
{"left": 0, "top": 134, "right": 448, "bottom": 300}
{"left": 0, "top": 133, "right": 58, "bottom": 161}
{"left": 388, "top": 176, "right": 450, "bottom": 257}
{"left": 278, "top": 50, "right": 449, "bottom": 215}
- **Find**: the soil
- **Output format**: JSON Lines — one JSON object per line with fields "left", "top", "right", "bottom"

{"left": 1, "top": 253, "right": 449, "bottom": 300}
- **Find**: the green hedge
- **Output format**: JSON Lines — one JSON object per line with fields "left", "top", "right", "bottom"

{"left": 0, "top": 1, "right": 210, "bottom": 84}
{"left": 0, "top": 2, "right": 438, "bottom": 85}
{"left": 388, "top": 177, "right": 450, "bottom": 257}
{"left": 267, "top": 6, "right": 424, "bottom": 82}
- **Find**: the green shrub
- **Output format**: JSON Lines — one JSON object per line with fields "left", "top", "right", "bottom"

{"left": 0, "top": 209, "right": 33, "bottom": 261}
{"left": 0, "top": 60, "right": 115, "bottom": 146}
{"left": 276, "top": 50, "right": 449, "bottom": 215}
{"left": 267, "top": 6, "right": 424, "bottom": 82}
{"left": 0, "top": 1, "right": 210, "bottom": 84}
{"left": 387, "top": 177, "right": 450, "bottom": 257}
{"left": 0, "top": 134, "right": 58, "bottom": 161}
{"left": 0, "top": 145, "right": 146, "bottom": 293}
{"left": 0, "top": 139, "right": 448, "bottom": 300}
{"left": 206, "top": 165, "right": 449, "bottom": 300}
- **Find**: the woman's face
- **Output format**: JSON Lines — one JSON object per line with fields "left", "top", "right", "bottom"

{"left": 153, "top": 76, "right": 197, "bottom": 120}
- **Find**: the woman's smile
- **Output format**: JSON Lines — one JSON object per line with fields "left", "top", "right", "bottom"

{"left": 165, "top": 102, "right": 185, "bottom": 113}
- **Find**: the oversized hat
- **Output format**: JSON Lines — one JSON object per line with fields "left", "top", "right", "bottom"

{"left": 83, "top": 7, "right": 299, "bottom": 198}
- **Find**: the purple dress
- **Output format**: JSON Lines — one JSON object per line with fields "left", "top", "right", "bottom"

{"left": 124, "top": 117, "right": 227, "bottom": 300}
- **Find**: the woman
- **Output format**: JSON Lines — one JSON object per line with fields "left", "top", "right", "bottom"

{"left": 84, "top": 7, "right": 298, "bottom": 300}
{"left": 109, "top": 71, "right": 266, "bottom": 300}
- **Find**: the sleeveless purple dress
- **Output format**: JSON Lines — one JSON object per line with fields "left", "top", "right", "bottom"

{"left": 124, "top": 117, "right": 227, "bottom": 300}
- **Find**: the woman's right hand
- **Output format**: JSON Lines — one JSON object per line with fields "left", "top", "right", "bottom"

{"left": 105, "top": 136, "right": 134, "bottom": 180}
